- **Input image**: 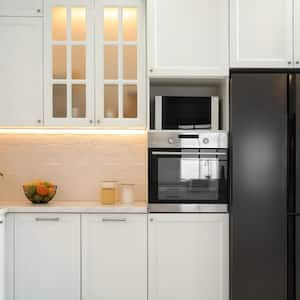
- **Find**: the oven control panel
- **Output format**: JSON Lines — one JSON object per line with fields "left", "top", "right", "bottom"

{"left": 148, "top": 131, "right": 228, "bottom": 149}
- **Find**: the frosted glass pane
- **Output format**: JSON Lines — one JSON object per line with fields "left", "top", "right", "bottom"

{"left": 52, "top": 7, "right": 67, "bottom": 41}
{"left": 53, "top": 46, "right": 66, "bottom": 79}
{"left": 123, "top": 46, "right": 137, "bottom": 80}
{"left": 104, "top": 85, "right": 118, "bottom": 118}
{"left": 72, "top": 46, "right": 86, "bottom": 79}
{"left": 104, "top": 45, "right": 118, "bottom": 80}
{"left": 123, "top": 85, "right": 137, "bottom": 118}
{"left": 123, "top": 8, "right": 137, "bottom": 41}
{"left": 53, "top": 85, "right": 67, "bottom": 118}
{"left": 104, "top": 8, "right": 119, "bottom": 41}
{"left": 72, "top": 85, "right": 86, "bottom": 118}
{"left": 71, "top": 7, "right": 86, "bottom": 41}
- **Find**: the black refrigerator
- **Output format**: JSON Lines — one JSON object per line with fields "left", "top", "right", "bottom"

{"left": 230, "top": 70, "right": 300, "bottom": 300}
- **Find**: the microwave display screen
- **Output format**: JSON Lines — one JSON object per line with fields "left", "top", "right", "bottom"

{"left": 162, "top": 97, "right": 211, "bottom": 129}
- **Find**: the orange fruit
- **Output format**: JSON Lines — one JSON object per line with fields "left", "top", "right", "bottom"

{"left": 36, "top": 185, "right": 49, "bottom": 196}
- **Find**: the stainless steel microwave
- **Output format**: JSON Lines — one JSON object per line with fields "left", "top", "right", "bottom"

{"left": 154, "top": 96, "right": 219, "bottom": 130}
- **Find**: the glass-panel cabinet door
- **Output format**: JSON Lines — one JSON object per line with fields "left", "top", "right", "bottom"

{"left": 45, "top": 0, "right": 94, "bottom": 126}
{"left": 95, "top": 0, "right": 145, "bottom": 127}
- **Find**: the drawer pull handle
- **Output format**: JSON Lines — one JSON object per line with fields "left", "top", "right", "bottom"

{"left": 35, "top": 217, "right": 60, "bottom": 222}
{"left": 0, "top": 221, "right": 3, "bottom": 224}
{"left": 102, "top": 218, "right": 127, "bottom": 222}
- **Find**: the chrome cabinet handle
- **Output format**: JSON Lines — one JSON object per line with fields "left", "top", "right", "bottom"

{"left": 35, "top": 217, "right": 60, "bottom": 222}
{"left": 0, "top": 221, "right": 3, "bottom": 224}
{"left": 296, "top": 61, "right": 300, "bottom": 65}
{"left": 288, "top": 61, "right": 292, "bottom": 65}
{"left": 97, "top": 120, "right": 100, "bottom": 124}
{"left": 89, "top": 120, "right": 94, "bottom": 124}
{"left": 102, "top": 218, "right": 127, "bottom": 222}
{"left": 151, "top": 151, "right": 227, "bottom": 156}
{"left": 37, "top": 119, "right": 41, "bottom": 124}
{"left": 36, "top": 9, "right": 41, "bottom": 13}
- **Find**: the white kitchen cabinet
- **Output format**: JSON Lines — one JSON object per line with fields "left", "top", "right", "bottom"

{"left": 294, "top": 0, "right": 300, "bottom": 65}
{"left": 0, "top": 0, "right": 43, "bottom": 16}
{"left": 44, "top": 0, "right": 146, "bottom": 128}
{"left": 82, "top": 214, "right": 147, "bottom": 300}
{"left": 230, "top": 0, "right": 293, "bottom": 68}
{"left": 148, "top": 213, "right": 229, "bottom": 300}
{"left": 44, "top": 0, "right": 94, "bottom": 126}
{"left": 147, "top": 0, "right": 229, "bottom": 77}
{"left": 95, "top": 0, "right": 146, "bottom": 127}
{"left": 14, "top": 214, "right": 80, "bottom": 300}
{"left": 0, "top": 212, "right": 4, "bottom": 300}
{"left": 0, "top": 17, "right": 43, "bottom": 126}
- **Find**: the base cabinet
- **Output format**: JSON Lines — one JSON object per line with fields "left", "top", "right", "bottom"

{"left": 0, "top": 213, "right": 4, "bottom": 300}
{"left": 14, "top": 214, "right": 81, "bottom": 300}
{"left": 148, "top": 213, "right": 229, "bottom": 300}
{"left": 82, "top": 214, "right": 147, "bottom": 300}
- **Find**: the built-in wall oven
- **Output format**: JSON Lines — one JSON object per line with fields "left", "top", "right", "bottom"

{"left": 148, "top": 131, "right": 228, "bottom": 213}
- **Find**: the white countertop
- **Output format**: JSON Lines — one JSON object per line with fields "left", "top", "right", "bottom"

{"left": 0, "top": 201, "right": 147, "bottom": 214}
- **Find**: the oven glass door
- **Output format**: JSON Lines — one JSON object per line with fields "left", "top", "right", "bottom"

{"left": 149, "top": 149, "right": 228, "bottom": 204}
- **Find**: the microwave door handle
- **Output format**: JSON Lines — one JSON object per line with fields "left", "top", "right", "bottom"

{"left": 151, "top": 151, "right": 227, "bottom": 156}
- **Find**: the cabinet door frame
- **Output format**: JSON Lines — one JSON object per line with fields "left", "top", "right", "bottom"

{"left": 14, "top": 213, "right": 81, "bottom": 300}
{"left": 82, "top": 213, "right": 147, "bottom": 300}
{"left": 0, "top": 17, "right": 43, "bottom": 126}
{"left": 95, "top": 0, "right": 146, "bottom": 127}
{"left": 230, "top": 0, "right": 293, "bottom": 68}
{"left": 294, "top": 0, "right": 300, "bottom": 66}
{"left": 44, "top": 0, "right": 95, "bottom": 126}
{"left": 0, "top": 0, "right": 43, "bottom": 17}
{"left": 147, "top": 0, "right": 229, "bottom": 78}
{"left": 148, "top": 213, "right": 229, "bottom": 300}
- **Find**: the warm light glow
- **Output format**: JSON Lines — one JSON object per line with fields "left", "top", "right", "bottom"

{"left": 71, "top": 7, "right": 86, "bottom": 19}
{"left": 104, "top": 7, "right": 118, "bottom": 20}
{"left": 0, "top": 129, "right": 146, "bottom": 135}
{"left": 123, "top": 8, "right": 137, "bottom": 20}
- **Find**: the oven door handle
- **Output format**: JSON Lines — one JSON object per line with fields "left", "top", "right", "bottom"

{"left": 151, "top": 151, "right": 227, "bottom": 156}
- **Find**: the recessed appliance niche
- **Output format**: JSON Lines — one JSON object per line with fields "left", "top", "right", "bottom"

{"left": 149, "top": 79, "right": 229, "bottom": 131}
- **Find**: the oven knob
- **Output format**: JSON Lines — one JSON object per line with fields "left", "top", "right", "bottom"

{"left": 203, "top": 138, "right": 210, "bottom": 145}
{"left": 168, "top": 138, "right": 174, "bottom": 144}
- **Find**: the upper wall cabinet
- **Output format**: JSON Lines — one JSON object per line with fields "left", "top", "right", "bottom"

{"left": 44, "top": 0, "right": 94, "bottom": 126}
{"left": 294, "top": 0, "right": 300, "bottom": 65}
{"left": 0, "top": 17, "right": 43, "bottom": 126}
{"left": 44, "top": 0, "right": 146, "bottom": 127}
{"left": 0, "top": 0, "right": 43, "bottom": 16}
{"left": 230, "top": 0, "right": 293, "bottom": 68}
{"left": 95, "top": 0, "right": 146, "bottom": 127}
{"left": 147, "top": 0, "right": 229, "bottom": 78}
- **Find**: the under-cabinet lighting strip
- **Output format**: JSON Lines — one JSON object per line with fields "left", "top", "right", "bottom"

{"left": 0, "top": 129, "right": 146, "bottom": 135}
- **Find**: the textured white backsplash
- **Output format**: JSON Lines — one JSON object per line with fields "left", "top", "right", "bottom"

{"left": 0, "top": 133, "right": 147, "bottom": 202}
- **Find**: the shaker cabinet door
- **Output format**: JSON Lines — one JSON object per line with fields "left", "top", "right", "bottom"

{"left": 95, "top": 0, "right": 146, "bottom": 127}
{"left": 148, "top": 214, "right": 229, "bottom": 300}
{"left": 147, "top": 0, "right": 229, "bottom": 77}
{"left": 230, "top": 0, "right": 293, "bottom": 68}
{"left": 82, "top": 214, "right": 147, "bottom": 300}
{"left": 294, "top": 0, "right": 300, "bottom": 66}
{"left": 44, "top": 0, "right": 95, "bottom": 126}
{"left": 0, "top": 17, "right": 43, "bottom": 126}
{"left": 14, "top": 214, "right": 81, "bottom": 300}
{"left": 0, "top": 0, "right": 43, "bottom": 16}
